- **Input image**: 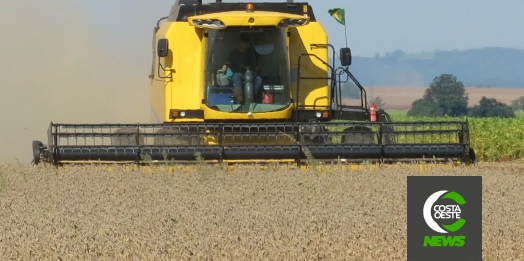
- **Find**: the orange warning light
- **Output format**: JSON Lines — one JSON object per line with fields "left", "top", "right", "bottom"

{"left": 246, "top": 3, "right": 254, "bottom": 12}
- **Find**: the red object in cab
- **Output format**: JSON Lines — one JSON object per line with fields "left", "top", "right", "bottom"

{"left": 261, "top": 92, "right": 274, "bottom": 104}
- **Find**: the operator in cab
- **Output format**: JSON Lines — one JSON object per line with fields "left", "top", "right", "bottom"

{"left": 222, "top": 35, "right": 263, "bottom": 104}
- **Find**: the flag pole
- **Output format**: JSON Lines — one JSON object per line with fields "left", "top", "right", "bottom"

{"left": 344, "top": 23, "right": 348, "bottom": 48}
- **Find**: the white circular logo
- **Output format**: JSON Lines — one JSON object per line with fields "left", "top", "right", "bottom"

{"left": 423, "top": 190, "right": 466, "bottom": 234}
{"left": 423, "top": 190, "right": 449, "bottom": 233}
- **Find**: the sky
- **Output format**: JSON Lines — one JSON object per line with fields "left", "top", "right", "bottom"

{"left": 83, "top": 0, "right": 524, "bottom": 57}
{"left": 0, "top": 0, "right": 522, "bottom": 162}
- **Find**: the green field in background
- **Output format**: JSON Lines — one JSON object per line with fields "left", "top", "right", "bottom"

{"left": 383, "top": 110, "right": 524, "bottom": 161}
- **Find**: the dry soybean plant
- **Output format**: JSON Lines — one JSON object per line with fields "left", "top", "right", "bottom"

{"left": 0, "top": 162, "right": 522, "bottom": 260}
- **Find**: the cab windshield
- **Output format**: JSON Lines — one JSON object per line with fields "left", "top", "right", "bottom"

{"left": 204, "top": 27, "right": 291, "bottom": 113}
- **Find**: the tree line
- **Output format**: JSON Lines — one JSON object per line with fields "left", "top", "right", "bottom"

{"left": 407, "top": 74, "right": 517, "bottom": 118}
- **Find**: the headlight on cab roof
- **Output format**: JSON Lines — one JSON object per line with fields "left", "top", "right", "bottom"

{"left": 192, "top": 19, "right": 226, "bottom": 28}
{"left": 278, "top": 18, "right": 309, "bottom": 27}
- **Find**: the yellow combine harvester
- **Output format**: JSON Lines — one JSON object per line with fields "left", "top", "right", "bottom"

{"left": 31, "top": 0, "right": 476, "bottom": 166}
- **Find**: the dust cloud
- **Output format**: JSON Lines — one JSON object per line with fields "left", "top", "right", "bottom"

{"left": 0, "top": 1, "right": 165, "bottom": 163}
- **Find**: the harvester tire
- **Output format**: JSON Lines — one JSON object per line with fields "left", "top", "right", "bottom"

{"left": 112, "top": 128, "right": 144, "bottom": 146}
{"left": 300, "top": 134, "right": 326, "bottom": 145}
{"left": 299, "top": 126, "right": 329, "bottom": 145}
{"left": 469, "top": 147, "right": 477, "bottom": 164}
{"left": 380, "top": 125, "right": 397, "bottom": 144}
{"left": 341, "top": 126, "right": 376, "bottom": 144}
{"left": 153, "top": 128, "right": 200, "bottom": 146}
{"left": 31, "top": 140, "right": 44, "bottom": 165}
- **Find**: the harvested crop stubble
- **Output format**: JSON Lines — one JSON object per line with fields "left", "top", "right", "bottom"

{"left": 0, "top": 163, "right": 523, "bottom": 260}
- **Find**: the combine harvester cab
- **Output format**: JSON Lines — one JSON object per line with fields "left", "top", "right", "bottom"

{"left": 31, "top": 0, "right": 476, "bottom": 167}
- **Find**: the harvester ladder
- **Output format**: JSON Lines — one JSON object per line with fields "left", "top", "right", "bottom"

{"left": 295, "top": 44, "right": 369, "bottom": 122}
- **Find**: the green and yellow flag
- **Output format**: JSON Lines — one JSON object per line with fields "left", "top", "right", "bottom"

{"left": 328, "top": 8, "right": 345, "bottom": 26}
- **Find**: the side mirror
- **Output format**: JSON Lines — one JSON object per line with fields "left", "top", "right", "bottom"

{"left": 157, "top": 39, "right": 169, "bottom": 57}
{"left": 340, "top": 47, "right": 351, "bottom": 66}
